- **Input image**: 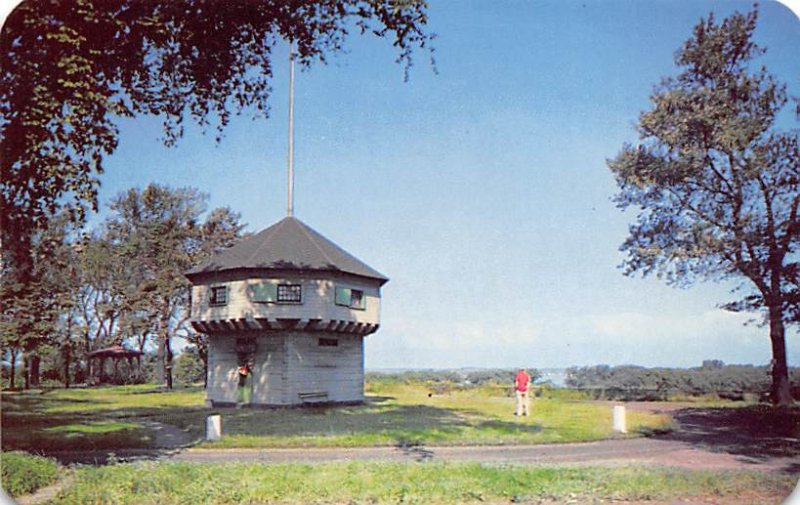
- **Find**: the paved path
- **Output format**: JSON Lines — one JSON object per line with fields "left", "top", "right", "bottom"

{"left": 171, "top": 437, "right": 800, "bottom": 473}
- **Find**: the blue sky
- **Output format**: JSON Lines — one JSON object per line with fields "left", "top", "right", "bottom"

{"left": 11, "top": 0, "right": 800, "bottom": 369}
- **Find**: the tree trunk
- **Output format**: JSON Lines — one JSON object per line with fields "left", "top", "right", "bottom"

{"left": 63, "top": 343, "right": 71, "bottom": 389}
{"left": 768, "top": 305, "right": 793, "bottom": 405}
{"left": 165, "top": 337, "right": 174, "bottom": 390}
{"left": 156, "top": 308, "right": 172, "bottom": 389}
{"left": 9, "top": 347, "right": 17, "bottom": 389}
{"left": 23, "top": 354, "right": 29, "bottom": 389}
{"left": 29, "top": 354, "right": 40, "bottom": 387}
{"left": 156, "top": 333, "right": 166, "bottom": 387}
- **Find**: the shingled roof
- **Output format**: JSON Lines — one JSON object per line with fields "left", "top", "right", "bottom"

{"left": 186, "top": 217, "right": 388, "bottom": 284}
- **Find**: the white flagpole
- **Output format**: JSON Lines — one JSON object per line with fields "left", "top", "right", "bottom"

{"left": 287, "top": 41, "right": 295, "bottom": 217}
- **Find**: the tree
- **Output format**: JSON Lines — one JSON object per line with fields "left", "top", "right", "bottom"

{"left": 103, "top": 184, "right": 245, "bottom": 388}
{"left": 608, "top": 7, "right": 799, "bottom": 405}
{"left": 0, "top": 212, "right": 81, "bottom": 388}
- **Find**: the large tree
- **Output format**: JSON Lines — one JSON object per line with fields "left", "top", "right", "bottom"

{"left": 103, "top": 184, "right": 245, "bottom": 388}
{"left": 608, "top": 8, "right": 799, "bottom": 405}
{"left": 1, "top": 0, "right": 432, "bottom": 359}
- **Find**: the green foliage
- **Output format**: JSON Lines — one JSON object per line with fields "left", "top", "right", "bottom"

{"left": 366, "top": 368, "right": 543, "bottom": 388}
{"left": 565, "top": 363, "right": 800, "bottom": 400}
{"left": 607, "top": 6, "right": 799, "bottom": 404}
{"left": 0, "top": 451, "right": 59, "bottom": 497}
{"left": 174, "top": 347, "right": 205, "bottom": 386}
{"left": 49, "top": 461, "right": 796, "bottom": 504}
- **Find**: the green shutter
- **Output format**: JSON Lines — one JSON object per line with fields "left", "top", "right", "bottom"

{"left": 335, "top": 286, "right": 351, "bottom": 306}
{"left": 251, "top": 282, "right": 278, "bottom": 302}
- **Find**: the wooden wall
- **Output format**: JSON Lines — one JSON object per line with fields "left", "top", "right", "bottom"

{"left": 206, "top": 331, "right": 364, "bottom": 406}
{"left": 191, "top": 274, "right": 381, "bottom": 327}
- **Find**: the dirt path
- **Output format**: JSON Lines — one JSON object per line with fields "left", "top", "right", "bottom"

{"left": 171, "top": 437, "right": 799, "bottom": 472}
{"left": 11, "top": 472, "right": 73, "bottom": 505}
{"left": 140, "top": 419, "right": 195, "bottom": 448}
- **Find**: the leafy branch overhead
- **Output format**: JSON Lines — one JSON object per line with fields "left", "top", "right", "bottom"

{"left": 1, "top": 0, "right": 434, "bottom": 232}
{"left": 608, "top": 7, "right": 799, "bottom": 404}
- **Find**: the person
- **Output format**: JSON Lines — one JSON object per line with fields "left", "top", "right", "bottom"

{"left": 514, "top": 368, "right": 531, "bottom": 416}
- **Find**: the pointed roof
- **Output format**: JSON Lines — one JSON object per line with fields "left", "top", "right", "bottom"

{"left": 186, "top": 217, "right": 388, "bottom": 284}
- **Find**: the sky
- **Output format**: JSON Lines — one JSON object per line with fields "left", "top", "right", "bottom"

{"left": 5, "top": 0, "right": 800, "bottom": 369}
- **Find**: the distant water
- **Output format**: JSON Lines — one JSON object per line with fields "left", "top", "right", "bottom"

{"left": 538, "top": 369, "right": 567, "bottom": 387}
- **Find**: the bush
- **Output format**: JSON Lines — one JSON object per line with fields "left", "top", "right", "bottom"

{"left": 174, "top": 347, "right": 205, "bottom": 386}
{"left": 1, "top": 451, "right": 59, "bottom": 497}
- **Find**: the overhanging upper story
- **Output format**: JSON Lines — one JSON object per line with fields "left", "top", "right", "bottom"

{"left": 185, "top": 217, "right": 388, "bottom": 336}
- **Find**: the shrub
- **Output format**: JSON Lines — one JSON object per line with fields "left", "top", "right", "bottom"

{"left": 1, "top": 451, "right": 59, "bottom": 497}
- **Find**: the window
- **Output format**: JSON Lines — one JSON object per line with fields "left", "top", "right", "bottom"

{"left": 277, "top": 284, "right": 302, "bottom": 303}
{"left": 334, "top": 286, "right": 366, "bottom": 310}
{"left": 250, "top": 282, "right": 302, "bottom": 304}
{"left": 318, "top": 338, "right": 339, "bottom": 347}
{"left": 209, "top": 286, "right": 228, "bottom": 306}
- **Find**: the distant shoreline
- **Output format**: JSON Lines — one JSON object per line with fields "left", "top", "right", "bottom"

{"left": 366, "top": 367, "right": 568, "bottom": 387}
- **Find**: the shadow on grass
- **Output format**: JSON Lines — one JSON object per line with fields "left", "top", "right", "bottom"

{"left": 1, "top": 390, "right": 201, "bottom": 463}
{"left": 655, "top": 405, "right": 800, "bottom": 458}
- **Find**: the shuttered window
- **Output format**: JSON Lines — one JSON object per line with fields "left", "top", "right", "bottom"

{"left": 334, "top": 286, "right": 366, "bottom": 310}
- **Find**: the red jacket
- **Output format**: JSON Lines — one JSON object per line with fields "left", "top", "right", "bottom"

{"left": 515, "top": 370, "right": 530, "bottom": 392}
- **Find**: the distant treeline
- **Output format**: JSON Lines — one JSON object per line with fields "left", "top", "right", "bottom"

{"left": 565, "top": 362, "right": 800, "bottom": 400}
{"left": 366, "top": 368, "right": 542, "bottom": 387}
{"left": 366, "top": 362, "right": 800, "bottom": 402}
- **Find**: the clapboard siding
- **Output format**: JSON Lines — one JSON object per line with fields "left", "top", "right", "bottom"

{"left": 286, "top": 333, "right": 364, "bottom": 403}
{"left": 205, "top": 332, "right": 364, "bottom": 406}
{"left": 191, "top": 275, "right": 381, "bottom": 326}
{"left": 251, "top": 336, "right": 288, "bottom": 405}
{"left": 206, "top": 336, "right": 238, "bottom": 404}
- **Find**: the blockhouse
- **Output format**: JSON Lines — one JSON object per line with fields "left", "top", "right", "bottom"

{"left": 185, "top": 216, "right": 387, "bottom": 407}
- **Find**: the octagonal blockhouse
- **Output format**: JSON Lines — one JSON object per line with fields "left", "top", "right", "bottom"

{"left": 186, "top": 217, "right": 387, "bottom": 407}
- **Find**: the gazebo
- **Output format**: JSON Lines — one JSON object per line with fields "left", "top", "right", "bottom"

{"left": 86, "top": 345, "right": 143, "bottom": 384}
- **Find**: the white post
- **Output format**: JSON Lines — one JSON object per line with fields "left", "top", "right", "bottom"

{"left": 612, "top": 405, "right": 627, "bottom": 433}
{"left": 206, "top": 414, "right": 222, "bottom": 441}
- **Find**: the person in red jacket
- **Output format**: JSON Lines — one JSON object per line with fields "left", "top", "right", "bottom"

{"left": 514, "top": 368, "right": 531, "bottom": 416}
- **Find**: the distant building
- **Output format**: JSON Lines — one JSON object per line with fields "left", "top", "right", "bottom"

{"left": 185, "top": 216, "right": 387, "bottom": 407}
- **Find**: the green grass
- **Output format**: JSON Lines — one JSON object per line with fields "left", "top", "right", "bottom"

{"left": 194, "top": 383, "right": 674, "bottom": 448}
{"left": 47, "top": 461, "right": 796, "bottom": 504}
{"left": 1, "top": 385, "right": 203, "bottom": 451}
{"left": 0, "top": 451, "right": 60, "bottom": 497}
{"left": 0, "top": 382, "right": 675, "bottom": 451}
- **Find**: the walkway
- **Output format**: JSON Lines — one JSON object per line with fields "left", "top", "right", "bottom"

{"left": 171, "top": 437, "right": 799, "bottom": 473}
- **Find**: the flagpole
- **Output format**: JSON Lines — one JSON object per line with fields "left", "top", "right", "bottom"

{"left": 287, "top": 41, "right": 295, "bottom": 217}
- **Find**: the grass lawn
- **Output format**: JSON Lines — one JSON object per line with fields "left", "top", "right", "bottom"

{"left": 46, "top": 461, "right": 797, "bottom": 504}
{"left": 195, "top": 383, "right": 675, "bottom": 448}
{"left": 1, "top": 385, "right": 204, "bottom": 451}
{"left": 1, "top": 383, "right": 675, "bottom": 451}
